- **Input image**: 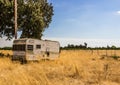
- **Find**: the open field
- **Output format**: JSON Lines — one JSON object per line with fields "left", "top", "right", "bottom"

{"left": 0, "top": 50, "right": 120, "bottom": 85}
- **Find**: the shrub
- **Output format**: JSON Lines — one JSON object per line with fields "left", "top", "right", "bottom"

{"left": 0, "top": 52, "right": 4, "bottom": 57}
{"left": 111, "top": 56, "right": 120, "bottom": 60}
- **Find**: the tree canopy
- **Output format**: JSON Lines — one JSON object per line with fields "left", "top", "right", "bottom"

{"left": 0, "top": 0, "right": 54, "bottom": 40}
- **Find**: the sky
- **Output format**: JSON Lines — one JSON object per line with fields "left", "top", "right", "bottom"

{"left": 43, "top": 0, "right": 120, "bottom": 47}
{"left": 1, "top": 0, "right": 120, "bottom": 47}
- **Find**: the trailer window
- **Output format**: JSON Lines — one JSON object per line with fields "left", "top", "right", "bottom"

{"left": 27, "top": 45, "right": 33, "bottom": 50}
{"left": 36, "top": 45, "right": 41, "bottom": 49}
{"left": 13, "top": 45, "right": 25, "bottom": 51}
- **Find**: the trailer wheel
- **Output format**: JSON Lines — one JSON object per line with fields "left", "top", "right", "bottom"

{"left": 24, "top": 60, "right": 27, "bottom": 64}
{"left": 20, "top": 58, "right": 27, "bottom": 64}
{"left": 19, "top": 58, "right": 23, "bottom": 64}
{"left": 11, "top": 57, "right": 15, "bottom": 61}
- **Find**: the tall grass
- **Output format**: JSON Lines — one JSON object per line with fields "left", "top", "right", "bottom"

{"left": 0, "top": 50, "right": 120, "bottom": 85}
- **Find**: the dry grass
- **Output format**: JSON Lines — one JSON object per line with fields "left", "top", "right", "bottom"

{"left": 0, "top": 50, "right": 120, "bottom": 85}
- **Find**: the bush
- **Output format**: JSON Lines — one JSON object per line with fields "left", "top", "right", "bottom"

{"left": 0, "top": 52, "right": 4, "bottom": 57}
{"left": 110, "top": 56, "right": 120, "bottom": 60}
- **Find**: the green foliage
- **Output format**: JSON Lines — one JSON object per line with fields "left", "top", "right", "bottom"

{"left": 0, "top": 47, "right": 12, "bottom": 50}
{"left": 0, "top": 0, "right": 54, "bottom": 40}
{"left": 0, "top": 0, "right": 14, "bottom": 40}
{"left": 61, "top": 43, "right": 120, "bottom": 50}
{"left": 110, "top": 56, "right": 120, "bottom": 60}
{"left": 61, "top": 43, "right": 88, "bottom": 50}
{"left": 111, "top": 45, "right": 116, "bottom": 49}
{"left": 0, "top": 52, "right": 4, "bottom": 57}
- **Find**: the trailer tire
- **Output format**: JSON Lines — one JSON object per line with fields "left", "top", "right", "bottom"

{"left": 20, "top": 58, "right": 27, "bottom": 64}
{"left": 20, "top": 58, "right": 23, "bottom": 64}
{"left": 11, "top": 57, "right": 15, "bottom": 61}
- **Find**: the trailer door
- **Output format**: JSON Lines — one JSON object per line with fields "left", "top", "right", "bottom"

{"left": 46, "top": 47, "right": 50, "bottom": 57}
{"left": 27, "top": 45, "right": 34, "bottom": 54}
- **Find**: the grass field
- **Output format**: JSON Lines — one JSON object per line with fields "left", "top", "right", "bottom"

{"left": 0, "top": 50, "right": 120, "bottom": 85}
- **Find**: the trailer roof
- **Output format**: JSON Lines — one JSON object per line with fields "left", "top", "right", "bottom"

{"left": 13, "top": 38, "right": 60, "bottom": 43}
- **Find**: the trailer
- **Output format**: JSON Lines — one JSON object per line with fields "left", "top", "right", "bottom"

{"left": 12, "top": 38, "right": 60, "bottom": 63}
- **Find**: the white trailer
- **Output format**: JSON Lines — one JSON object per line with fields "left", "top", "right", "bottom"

{"left": 12, "top": 38, "right": 60, "bottom": 63}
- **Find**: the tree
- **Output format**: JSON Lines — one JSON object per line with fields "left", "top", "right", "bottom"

{"left": 0, "top": 0, "right": 14, "bottom": 40}
{"left": 84, "top": 42, "right": 87, "bottom": 48}
{"left": 111, "top": 45, "right": 116, "bottom": 49}
{"left": 0, "top": 0, "right": 54, "bottom": 40}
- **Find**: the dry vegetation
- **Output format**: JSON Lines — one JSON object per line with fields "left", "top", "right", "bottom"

{"left": 0, "top": 50, "right": 120, "bottom": 85}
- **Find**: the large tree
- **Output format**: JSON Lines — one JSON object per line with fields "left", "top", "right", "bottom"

{"left": 0, "top": 0, "right": 53, "bottom": 40}
{"left": 0, "top": 0, "right": 14, "bottom": 40}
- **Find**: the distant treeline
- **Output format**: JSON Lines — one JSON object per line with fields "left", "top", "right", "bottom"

{"left": 1, "top": 44, "right": 120, "bottom": 50}
{"left": 61, "top": 43, "right": 120, "bottom": 50}
{"left": 0, "top": 47, "right": 12, "bottom": 50}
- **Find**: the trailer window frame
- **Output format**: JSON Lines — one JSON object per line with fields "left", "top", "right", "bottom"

{"left": 27, "top": 45, "right": 33, "bottom": 51}
{"left": 36, "top": 45, "right": 41, "bottom": 49}
{"left": 13, "top": 44, "right": 26, "bottom": 51}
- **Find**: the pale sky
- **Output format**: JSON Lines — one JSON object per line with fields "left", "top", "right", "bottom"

{"left": 44, "top": 0, "right": 120, "bottom": 39}
{"left": 43, "top": 0, "right": 120, "bottom": 47}
{"left": 1, "top": 0, "right": 120, "bottom": 47}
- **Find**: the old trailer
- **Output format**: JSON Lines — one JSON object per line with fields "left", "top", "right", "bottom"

{"left": 12, "top": 38, "right": 60, "bottom": 63}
